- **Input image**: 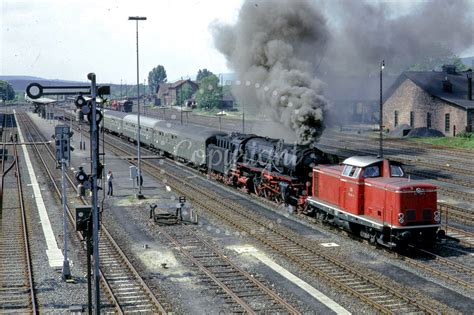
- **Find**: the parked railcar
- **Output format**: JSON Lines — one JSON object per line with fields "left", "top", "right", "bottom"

{"left": 103, "top": 110, "right": 129, "bottom": 137}
{"left": 307, "top": 156, "right": 440, "bottom": 247}
{"left": 151, "top": 121, "right": 226, "bottom": 167}
{"left": 110, "top": 100, "right": 133, "bottom": 112}
{"left": 121, "top": 114, "right": 161, "bottom": 147}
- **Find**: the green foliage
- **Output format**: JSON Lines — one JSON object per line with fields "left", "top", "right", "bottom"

{"left": 456, "top": 131, "right": 473, "bottom": 139}
{"left": 196, "top": 68, "right": 214, "bottom": 81}
{"left": 0, "top": 81, "right": 15, "bottom": 101}
{"left": 148, "top": 65, "right": 167, "bottom": 94}
{"left": 408, "top": 48, "right": 468, "bottom": 72}
{"left": 176, "top": 82, "right": 195, "bottom": 105}
{"left": 411, "top": 136, "right": 474, "bottom": 149}
{"left": 195, "top": 75, "right": 222, "bottom": 110}
{"left": 452, "top": 57, "right": 468, "bottom": 72}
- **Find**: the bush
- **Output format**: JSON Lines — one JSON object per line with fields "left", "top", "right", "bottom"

{"left": 456, "top": 131, "right": 473, "bottom": 139}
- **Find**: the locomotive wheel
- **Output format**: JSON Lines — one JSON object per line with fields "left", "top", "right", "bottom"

{"left": 273, "top": 194, "right": 283, "bottom": 205}
{"left": 253, "top": 180, "right": 264, "bottom": 197}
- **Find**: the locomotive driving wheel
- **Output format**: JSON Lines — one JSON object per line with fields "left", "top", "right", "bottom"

{"left": 273, "top": 193, "right": 283, "bottom": 205}
{"left": 253, "top": 178, "right": 264, "bottom": 197}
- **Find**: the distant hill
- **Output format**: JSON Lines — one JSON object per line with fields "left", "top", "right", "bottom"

{"left": 0, "top": 75, "right": 45, "bottom": 81}
{"left": 461, "top": 56, "right": 474, "bottom": 69}
{"left": 0, "top": 76, "right": 90, "bottom": 92}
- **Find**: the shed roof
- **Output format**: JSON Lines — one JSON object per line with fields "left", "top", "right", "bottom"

{"left": 385, "top": 69, "right": 474, "bottom": 109}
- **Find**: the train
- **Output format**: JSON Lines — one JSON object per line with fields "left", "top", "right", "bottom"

{"left": 108, "top": 100, "right": 133, "bottom": 112}
{"left": 102, "top": 110, "right": 441, "bottom": 247}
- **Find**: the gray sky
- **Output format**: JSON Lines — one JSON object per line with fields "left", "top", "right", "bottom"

{"left": 1, "top": 0, "right": 473, "bottom": 83}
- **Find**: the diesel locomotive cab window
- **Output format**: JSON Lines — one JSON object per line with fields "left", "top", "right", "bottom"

{"left": 342, "top": 165, "right": 353, "bottom": 176}
{"left": 351, "top": 167, "right": 361, "bottom": 178}
{"left": 363, "top": 165, "right": 380, "bottom": 178}
{"left": 390, "top": 165, "right": 404, "bottom": 177}
{"left": 342, "top": 165, "right": 360, "bottom": 178}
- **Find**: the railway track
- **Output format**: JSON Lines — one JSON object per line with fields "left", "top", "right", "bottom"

{"left": 103, "top": 132, "right": 447, "bottom": 314}
{"left": 443, "top": 226, "right": 474, "bottom": 247}
{"left": 438, "top": 202, "right": 474, "bottom": 226}
{"left": 0, "top": 118, "right": 37, "bottom": 313}
{"left": 18, "top": 112, "right": 170, "bottom": 314}
{"left": 65, "top": 110, "right": 467, "bottom": 312}
{"left": 401, "top": 247, "right": 474, "bottom": 290}
{"left": 156, "top": 224, "right": 300, "bottom": 314}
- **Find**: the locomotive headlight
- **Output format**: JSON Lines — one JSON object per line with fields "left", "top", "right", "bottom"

{"left": 398, "top": 213, "right": 405, "bottom": 224}
{"left": 434, "top": 210, "right": 441, "bottom": 223}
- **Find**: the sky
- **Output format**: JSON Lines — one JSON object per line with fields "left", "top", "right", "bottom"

{"left": 1, "top": 0, "right": 473, "bottom": 84}
{"left": 1, "top": 0, "right": 243, "bottom": 83}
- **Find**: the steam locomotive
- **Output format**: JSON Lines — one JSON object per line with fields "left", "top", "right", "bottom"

{"left": 102, "top": 110, "right": 441, "bottom": 247}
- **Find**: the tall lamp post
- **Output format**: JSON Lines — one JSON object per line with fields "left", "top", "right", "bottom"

{"left": 129, "top": 16, "right": 146, "bottom": 198}
{"left": 379, "top": 60, "right": 385, "bottom": 158}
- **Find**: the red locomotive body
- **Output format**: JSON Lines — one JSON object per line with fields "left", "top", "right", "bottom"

{"left": 307, "top": 156, "right": 440, "bottom": 247}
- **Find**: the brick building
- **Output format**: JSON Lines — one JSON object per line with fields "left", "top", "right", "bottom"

{"left": 383, "top": 65, "right": 473, "bottom": 136}
{"left": 156, "top": 79, "right": 199, "bottom": 106}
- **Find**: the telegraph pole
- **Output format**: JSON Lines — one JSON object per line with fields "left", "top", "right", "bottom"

{"left": 129, "top": 16, "right": 146, "bottom": 198}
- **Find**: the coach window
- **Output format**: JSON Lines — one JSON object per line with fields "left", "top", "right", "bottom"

{"left": 394, "top": 110, "right": 399, "bottom": 127}
{"left": 445, "top": 113, "right": 450, "bottom": 132}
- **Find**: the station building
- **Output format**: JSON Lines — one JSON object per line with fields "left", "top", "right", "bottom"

{"left": 383, "top": 65, "right": 473, "bottom": 136}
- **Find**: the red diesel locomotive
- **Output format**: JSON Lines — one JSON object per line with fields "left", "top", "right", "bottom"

{"left": 307, "top": 156, "right": 441, "bottom": 247}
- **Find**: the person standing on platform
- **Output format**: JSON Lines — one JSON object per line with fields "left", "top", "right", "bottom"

{"left": 107, "top": 170, "right": 114, "bottom": 197}
{"left": 137, "top": 168, "right": 143, "bottom": 187}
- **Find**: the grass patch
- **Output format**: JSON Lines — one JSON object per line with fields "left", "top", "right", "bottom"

{"left": 410, "top": 136, "right": 474, "bottom": 149}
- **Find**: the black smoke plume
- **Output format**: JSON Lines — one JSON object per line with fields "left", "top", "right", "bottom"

{"left": 212, "top": 0, "right": 329, "bottom": 144}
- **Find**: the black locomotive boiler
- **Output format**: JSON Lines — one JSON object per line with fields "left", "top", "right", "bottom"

{"left": 207, "top": 132, "right": 333, "bottom": 208}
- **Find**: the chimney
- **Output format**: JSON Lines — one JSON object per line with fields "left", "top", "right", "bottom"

{"left": 443, "top": 76, "right": 453, "bottom": 93}
{"left": 467, "top": 69, "right": 472, "bottom": 101}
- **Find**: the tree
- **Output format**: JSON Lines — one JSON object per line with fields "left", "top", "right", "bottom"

{"left": 176, "top": 82, "right": 195, "bottom": 105}
{"left": 196, "top": 68, "right": 214, "bottom": 81}
{"left": 0, "top": 81, "right": 15, "bottom": 101}
{"left": 148, "top": 65, "right": 167, "bottom": 94}
{"left": 195, "top": 75, "right": 222, "bottom": 110}
{"left": 452, "top": 57, "right": 468, "bottom": 72}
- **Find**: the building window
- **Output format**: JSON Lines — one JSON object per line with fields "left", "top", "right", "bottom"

{"left": 410, "top": 111, "right": 414, "bottom": 127}
{"left": 427, "top": 112, "right": 432, "bottom": 128}
{"left": 445, "top": 113, "right": 450, "bottom": 132}
{"left": 394, "top": 111, "right": 399, "bottom": 127}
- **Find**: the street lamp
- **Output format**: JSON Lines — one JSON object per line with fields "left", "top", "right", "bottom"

{"left": 129, "top": 16, "right": 147, "bottom": 198}
{"left": 379, "top": 60, "right": 385, "bottom": 158}
{"left": 242, "top": 102, "right": 245, "bottom": 133}
{"left": 467, "top": 69, "right": 472, "bottom": 101}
